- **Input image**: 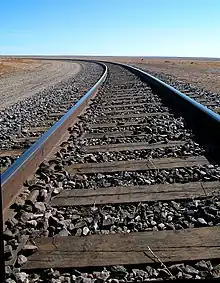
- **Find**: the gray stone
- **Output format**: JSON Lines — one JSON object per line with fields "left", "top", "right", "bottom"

{"left": 170, "top": 201, "right": 180, "bottom": 210}
{"left": 59, "top": 219, "right": 72, "bottom": 228}
{"left": 93, "top": 272, "right": 102, "bottom": 279}
{"left": 213, "top": 270, "right": 220, "bottom": 278}
{"left": 34, "top": 202, "right": 46, "bottom": 212}
{"left": 197, "top": 218, "right": 207, "bottom": 225}
{"left": 58, "top": 228, "right": 70, "bottom": 236}
{"left": 4, "top": 229, "right": 15, "bottom": 239}
{"left": 71, "top": 214, "right": 81, "bottom": 221}
{"left": 89, "top": 155, "right": 97, "bottom": 162}
{"left": 80, "top": 277, "right": 93, "bottom": 283}
{"left": 53, "top": 187, "right": 63, "bottom": 195}
{"left": 167, "top": 215, "right": 173, "bottom": 222}
{"left": 17, "top": 254, "right": 27, "bottom": 266}
{"left": 86, "top": 217, "right": 94, "bottom": 224}
{"left": 83, "top": 226, "right": 90, "bottom": 236}
{"left": 75, "top": 220, "right": 86, "bottom": 229}
{"left": 152, "top": 269, "right": 159, "bottom": 277}
{"left": 4, "top": 245, "right": 13, "bottom": 260}
{"left": 214, "top": 264, "right": 220, "bottom": 272}
{"left": 69, "top": 223, "right": 75, "bottom": 231}
{"left": 5, "top": 265, "right": 12, "bottom": 275}
{"left": 75, "top": 228, "right": 82, "bottom": 236}
{"left": 132, "top": 269, "right": 148, "bottom": 278}
{"left": 195, "top": 260, "right": 209, "bottom": 270}
{"left": 102, "top": 217, "right": 113, "bottom": 227}
{"left": 110, "top": 265, "right": 127, "bottom": 277}
{"left": 6, "top": 279, "right": 16, "bottom": 283}
{"left": 145, "top": 266, "right": 153, "bottom": 276}
{"left": 169, "top": 263, "right": 184, "bottom": 272}
{"left": 15, "top": 272, "right": 28, "bottom": 282}
{"left": 158, "top": 223, "right": 165, "bottom": 230}
{"left": 177, "top": 271, "right": 183, "bottom": 279}
{"left": 27, "top": 219, "right": 38, "bottom": 227}
{"left": 32, "top": 213, "right": 44, "bottom": 219}
{"left": 184, "top": 265, "right": 199, "bottom": 275}
{"left": 22, "top": 244, "right": 38, "bottom": 254}
{"left": 52, "top": 270, "right": 60, "bottom": 278}
{"left": 183, "top": 273, "right": 193, "bottom": 279}
{"left": 15, "top": 197, "right": 25, "bottom": 207}
{"left": 59, "top": 276, "right": 65, "bottom": 282}
{"left": 8, "top": 217, "right": 19, "bottom": 226}
{"left": 99, "top": 269, "right": 110, "bottom": 281}
{"left": 40, "top": 189, "right": 48, "bottom": 200}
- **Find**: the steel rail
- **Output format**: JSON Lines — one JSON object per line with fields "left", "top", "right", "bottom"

{"left": 1, "top": 62, "right": 107, "bottom": 221}
{"left": 10, "top": 58, "right": 220, "bottom": 147}
{"left": 111, "top": 62, "right": 220, "bottom": 147}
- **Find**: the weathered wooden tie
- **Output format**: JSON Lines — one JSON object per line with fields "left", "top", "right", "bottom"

{"left": 98, "top": 102, "right": 160, "bottom": 109}
{"left": 24, "top": 226, "right": 220, "bottom": 269}
{"left": 66, "top": 156, "right": 209, "bottom": 174}
{"left": 101, "top": 107, "right": 167, "bottom": 115}
{"left": 51, "top": 181, "right": 220, "bottom": 206}
{"left": 84, "top": 140, "right": 185, "bottom": 152}
{"left": 84, "top": 130, "right": 142, "bottom": 139}
{"left": 88, "top": 121, "right": 149, "bottom": 129}
{"left": 96, "top": 112, "right": 171, "bottom": 120}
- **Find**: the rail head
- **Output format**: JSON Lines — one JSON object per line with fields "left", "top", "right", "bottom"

{"left": 122, "top": 63, "right": 220, "bottom": 121}
{"left": 110, "top": 62, "right": 220, "bottom": 146}
{"left": 1, "top": 62, "right": 107, "bottom": 221}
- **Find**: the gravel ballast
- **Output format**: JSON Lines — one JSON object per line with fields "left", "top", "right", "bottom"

{"left": 0, "top": 62, "right": 104, "bottom": 169}
{"left": 3, "top": 63, "right": 220, "bottom": 281}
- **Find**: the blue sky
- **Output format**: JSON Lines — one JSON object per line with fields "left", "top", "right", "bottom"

{"left": 0, "top": 0, "right": 219, "bottom": 57}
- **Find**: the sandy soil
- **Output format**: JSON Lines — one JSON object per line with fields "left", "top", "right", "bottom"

{"left": 0, "top": 58, "right": 81, "bottom": 110}
{"left": 107, "top": 57, "right": 220, "bottom": 94}
{"left": 0, "top": 58, "right": 42, "bottom": 76}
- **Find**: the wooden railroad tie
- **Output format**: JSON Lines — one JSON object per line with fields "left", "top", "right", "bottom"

{"left": 24, "top": 226, "right": 220, "bottom": 269}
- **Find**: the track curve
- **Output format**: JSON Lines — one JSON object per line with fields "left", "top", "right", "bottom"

{"left": 2, "top": 61, "right": 220, "bottom": 282}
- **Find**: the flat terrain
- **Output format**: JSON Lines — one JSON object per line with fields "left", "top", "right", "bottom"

{"left": 69, "top": 56, "right": 220, "bottom": 94}
{"left": 0, "top": 58, "right": 81, "bottom": 109}
{"left": 1, "top": 57, "right": 219, "bottom": 110}
{"left": 109, "top": 57, "right": 220, "bottom": 94}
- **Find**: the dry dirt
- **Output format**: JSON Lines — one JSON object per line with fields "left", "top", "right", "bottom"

{"left": 0, "top": 58, "right": 42, "bottom": 76}
{"left": 0, "top": 58, "right": 81, "bottom": 110}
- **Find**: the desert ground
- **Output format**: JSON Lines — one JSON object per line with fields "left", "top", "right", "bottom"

{"left": 0, "top": 58, "right": 81, "bottom": 109}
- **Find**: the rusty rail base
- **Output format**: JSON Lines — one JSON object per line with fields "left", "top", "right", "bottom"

{"left": 1, "top": 63, "right": 107, "bottom": 221}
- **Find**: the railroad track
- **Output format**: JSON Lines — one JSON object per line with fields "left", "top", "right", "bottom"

{"left": 2, "top": 61, "right": 220, "bottom": 282}
{"left": 0, "top": 61, "right": 103, "bottom": 174}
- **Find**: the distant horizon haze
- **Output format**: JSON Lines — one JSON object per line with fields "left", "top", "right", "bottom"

{"left": 1, "top": 56, "right": 220, "bottom": 61}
